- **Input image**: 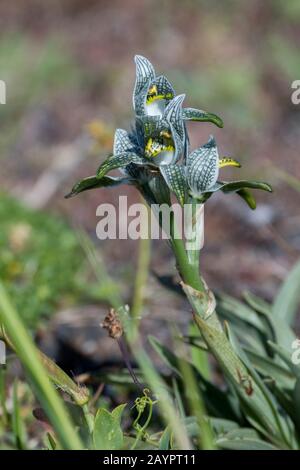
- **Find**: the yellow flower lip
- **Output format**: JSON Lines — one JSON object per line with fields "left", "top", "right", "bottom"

{"left": 146, "top": 84, "right": 173, "bottom": 104}
{"left": 145, "top": 137, "right": 175, "bottom": 158}
{"left": 147, "top": 84, "right": 158, "bottom": 97}
{"left": 218, "top": 157, "right": 241, "bottom": 168}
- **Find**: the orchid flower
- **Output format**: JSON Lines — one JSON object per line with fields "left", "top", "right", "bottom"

{"left": 101, "top": 92, "right": 186, "bottom": 172}
{"left": 186, "top": 135, "right": 272, "bottom": 208}
{"left": 66, "top": 55, "right": 271, "bottom": 209}
{"left": 66, "top": 93, "right": 187, "bottom": 198}
{"left": 133, "top": 55, "right": 223, "bottom": 130}
{"left": 160, "top": 136, "right": 271, "bottom": 207}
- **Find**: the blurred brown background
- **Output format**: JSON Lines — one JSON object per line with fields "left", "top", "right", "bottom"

{"left": 0, "top": 0, "right": 300, "bottom": 348}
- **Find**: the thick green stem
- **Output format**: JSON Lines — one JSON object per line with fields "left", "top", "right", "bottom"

{"left": 169, "top": 212, "right": 204, "bottom": 291}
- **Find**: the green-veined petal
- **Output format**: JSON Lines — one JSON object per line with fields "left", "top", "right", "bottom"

{"left": 113, "top": 128, "right": 136, "bottom": 155}
{"left": 65, "top": 175, "right": 132, "bottom": 198}
{"left": 133, "top": 55, "right": 155, "bottom": 115}
{"left": 187, "top": 136, "right": 219, "bottom": 194}
{"left": 160, "top": 164, "right": 188, "bottom": 206}
{"left": 163, "top": 94, "right": 185, "bottom": 142}
{"left": 170, "top": 124, "right": 184, "bottom": 162}
{"left": 153, "top": 75, "right": 175, "bottom": 100}
{"left": 96, "top": 153, "right": 145, "bottom": 179}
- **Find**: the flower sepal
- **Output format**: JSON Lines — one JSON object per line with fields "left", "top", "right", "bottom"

{"left": 96, "top": 152, "right": 145, "bottom": 179}
{"left": 189, "top": 179, "right": 273, "bottom": 209}
{"left": 182, "top": 107, "right": 224, "bottom": 128}
{"left": 65, "top": 174, "right": 134, "bottom": 199}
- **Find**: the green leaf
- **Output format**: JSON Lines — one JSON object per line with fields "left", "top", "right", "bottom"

{"left": 268, "top": 341, "right": 300, "bottom": 378}
{"left": 111, "top": 403, "right": 126, "bottom": 424}
{"left": 217, "top": 292, "right": 293, "bottom": 354}
{"left": 65, "top": 175, "right": 132, "bottom": 198}
{"left": 160, "top": 164, "right": 188, "bottom": 206}
{"left": 0, "top": 283, "right": 84, "bottom": 449}
{"left": 12, "top": 380, "right": 27, "bottom": 450}
{"left": 219, "top": 427, "right": 259, "bottom": 440}
{"left": 96, "top": 153, "right": 144, "bottom": 179}
{"left": 243, "top": 347, "right": 295, "bottom": 390}
{"left": 223, "top": 322, "right": 295, "bottom": 447}
{"left": 45, "top": 433, "right": 57, "bottom": 450}
{"left": 93, "top": 408, "right": 124, "bottom": 450}
{"left": 241, "top": 291, "right": 291, "bottom": 350}
{"left": 244, "top": 292, "right": 296, "bottom": 348}
{"left": 236, "top": 188, "right": 256, "bottom": 209}
{"left": 123, "top": 436, "right": 157, "bottom": 450}
{"left": 208, "top": 417, "right": 239, "bottom": 436}
{"left": 293, "top": 377, "right": 300, "bottom": 431}
{"left": 219, "top": 180, "right": 273, "bottom": 194}
{"left": 223, "top": 291, "right": 296, "bottom": 352}
{"left": 130, "top": 345, "right": 192, "bottom": 449}
{"left": 148, "top": 335, "right": 238, "bottom": 421}
{"left": 243, "top": 291, "right": 272, "bottom": 316}
{"left": 184, "top": 416, "right": 247, "bottom": 442}
{"left": 189, "top": 322, "right": 211, "bottom": 380}
{"left": 267, "top": 381, "right": 294, "bottom": 419}
{"left": 182, "top": 107, "right": 224, "bottom": 128}
{"left": 216, "top": 436, "right": 279, "bottom": 450}
{"left": 159, "top": 426, "right": 171, "bottom": 450}
{"left": 148, "top": 335, "right": 180, "bottom": 376}
{"left": 192, "top": 180, "right": 272, "bottom": 201}
{"left": 0, "top": 369, "right": 8, "bottom": 427}
{"left": 273, "top": 258, "right": 300, "bottom": 326}
{"left": 176, "top": 348, "right": 216, "bottom": 449}
{"left": 193, "top": 309, "right": 293, "bottom": 446}
{"left": 221, "top": 317, "right": 266, "bottom": 355}
{"left": 0, "top": 325, "right": 90, "bottom": 406}
{"left": 217, "top": 293, "right": 269, "bottom": 337}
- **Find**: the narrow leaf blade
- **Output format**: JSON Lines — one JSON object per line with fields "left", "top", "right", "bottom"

{"left": 65, "top": 175, "right": 132, "bottom": 199}
{"left": 183, "top": 107, "right": 224, "bottom": 128}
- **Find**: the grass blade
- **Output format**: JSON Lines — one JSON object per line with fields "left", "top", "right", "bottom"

{"left": 273, "top": 259, "right": 300, "bottom": 326}
{"left": 12, "top": 380, "right": 27, "bottom": 450}
{"left": 0, "top": 282, "right": 84, "bottom": 449}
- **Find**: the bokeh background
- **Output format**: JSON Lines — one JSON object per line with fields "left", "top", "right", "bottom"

{"left": 0, "top": 0, "right": 300, "bottom": 370}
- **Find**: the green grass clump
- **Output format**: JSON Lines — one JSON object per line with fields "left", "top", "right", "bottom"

{"left": 0, "top": 193, "right": 88, "bottom": 327}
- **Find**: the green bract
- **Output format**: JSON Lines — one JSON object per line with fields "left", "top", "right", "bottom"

{"left": 66, "top": 55, "right": 272, "bottom": 207}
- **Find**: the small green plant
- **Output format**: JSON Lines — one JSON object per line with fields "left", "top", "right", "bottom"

{"left": 64, "top": 55, "right": 299, "bottom": 449}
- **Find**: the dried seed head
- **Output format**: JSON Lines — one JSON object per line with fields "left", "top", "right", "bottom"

{"left": 101, "top": 308, "right": 123, "bottom": 339}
